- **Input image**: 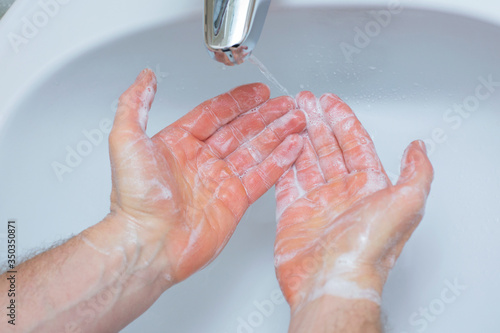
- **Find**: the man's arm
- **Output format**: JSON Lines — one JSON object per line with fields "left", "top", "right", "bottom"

{"left": 275, "top": 92, "right": 433, "bottom": 332}
{"left": 1, "top": 69, "right": 306, "bottom": 332}
{"left": 1, "top": 213, "right": 170, "bottom": 332}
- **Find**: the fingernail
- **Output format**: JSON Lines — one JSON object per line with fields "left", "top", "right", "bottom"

{"left": 417, "top": 140, "right": 427, "bottom": 154}
{"left": 136, "top": 69, "right": 149, "bottom": 82}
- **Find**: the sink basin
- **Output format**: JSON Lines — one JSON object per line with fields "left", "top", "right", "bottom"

{"left": 1, "top": 1, "right": 499, "bottom": 332}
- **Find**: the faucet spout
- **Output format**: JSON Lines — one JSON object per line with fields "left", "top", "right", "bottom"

{"left": 204, "top": 0, "right": 271, "bottom": 66}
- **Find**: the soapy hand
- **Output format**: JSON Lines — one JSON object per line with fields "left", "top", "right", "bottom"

{"left": 274, "top": 92, "right": 434, "bottom": 311}
{"left": 109, "top": 69, "right": 306, "bottom": 284}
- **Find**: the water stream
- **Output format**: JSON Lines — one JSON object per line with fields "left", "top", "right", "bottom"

{"left": 248, "top": 54, "right": 292, "bottom": 98}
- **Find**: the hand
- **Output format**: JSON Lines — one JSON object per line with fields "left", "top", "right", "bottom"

{"left": 107, "top": 69, "right": 306, "bottom": 285}
{"left": 274, "top": 92, "right": 434, "bottom": 312}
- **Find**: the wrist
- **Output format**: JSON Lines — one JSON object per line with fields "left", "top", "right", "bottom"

{"left": 79, "top": 212, "right": 173, "bottom": 292}
{"left": 289, "top": 294, "right": 382, "bottom": 333}
{"left": 288, "top": 256, "right": 386, "bottom": 312}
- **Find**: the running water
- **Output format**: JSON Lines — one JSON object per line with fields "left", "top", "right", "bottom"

{"left": 248, "top": 54, "right": 292, "bottom": 98}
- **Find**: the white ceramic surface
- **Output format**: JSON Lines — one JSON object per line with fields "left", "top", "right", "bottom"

{"left": 0, "top": 1, "right": 499, "bottom": 332}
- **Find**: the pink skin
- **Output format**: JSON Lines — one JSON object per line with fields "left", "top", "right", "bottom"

{"left": 108, "top": 69, "right": 306, "bottom": 284}
{"left": 274, "top": 92, "right": 434, "bottom": 311}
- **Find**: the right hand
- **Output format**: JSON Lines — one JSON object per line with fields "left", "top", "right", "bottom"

{"left": 106, "top": 69, "right": 306, "bottom": 286}
{"left": 274, "top": 92, "right": 434, "bottom": 310}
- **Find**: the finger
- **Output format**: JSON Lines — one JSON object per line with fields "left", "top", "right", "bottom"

{"left": 111, "top": 69, "right": 157, "bottom": 141}
{"left": 167, "top": 83, "right": 270, "bottom": 141}
{"left": 206, "top": 96, "right": 296, "bottom": 158}
{"left": 296, "top": 91, "right": 348, "bottom": 181}
{"left": 242, "top": 134, "right": 304, "bottom": 204}
{"left": 396, "top": 140, "right": 434, "bottom": 194}
{"left": 275, "top": 167, "right": 301, "bottom": 219}
{"left": 226, "top": 110, "right": 306, "bottom": 176}
{"left": 377, "top": 140, "right": 434, "bottom": 259}
{"left": 295, "top": 135, "right": 326, "bottom": 192}
{"left": 320, "top": 93, "right": 384, "bottom": 173}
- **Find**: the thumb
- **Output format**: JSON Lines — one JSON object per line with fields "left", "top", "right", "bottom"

{"left": 370, "top": 141, "right": 433, "bottom": 265}
{"left": 110, "top": 69, "right": 157, "bottom": 144}
{"left": 396, "top": 140, "right": 434, "bottom": 195}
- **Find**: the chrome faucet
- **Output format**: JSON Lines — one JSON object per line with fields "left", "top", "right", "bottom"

{"left": 204, "top": 0, "right": 271, "bottom": 66}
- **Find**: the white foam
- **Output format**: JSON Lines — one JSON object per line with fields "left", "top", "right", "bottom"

{"left": 308, "top": 277, "right": 382, "bottom": 305}
{"left": 138, "top": 79, "right": 156, "bottom": 131}
{"left": 303, "top": 250, "right": 381, "bottom": 307}
{"left": 293, "top": 166, "right": 307, "bottom": 198}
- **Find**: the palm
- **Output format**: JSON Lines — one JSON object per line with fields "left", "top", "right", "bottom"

{"left": 274, "top": 92, "right": 433, "bottom": 304}
{"left": 109, "top": 70, "right": 306, "bottom": 281}
{"left": 147, "top": 129, "right": 253, "bottom": 279}
{"left": 277, "top": 169, "right": 388, "bottom": 253}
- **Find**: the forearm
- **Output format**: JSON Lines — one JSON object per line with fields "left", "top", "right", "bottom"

{"left": 0, "top": 213, "right": 171, "bottom": 332}
{"left": 289, "top": 296, "right": 382, "bottom": 333}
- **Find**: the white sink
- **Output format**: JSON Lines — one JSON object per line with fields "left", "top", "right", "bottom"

{"left": 1, "top": 1, "right": 499, "bottom": 332}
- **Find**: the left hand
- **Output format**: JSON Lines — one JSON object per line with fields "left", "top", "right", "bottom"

{"left": 108, "top": 69, "right": 306, "bottom": 284}
{"left": 274, "top": 92, "right": 434, "bottom": 310}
